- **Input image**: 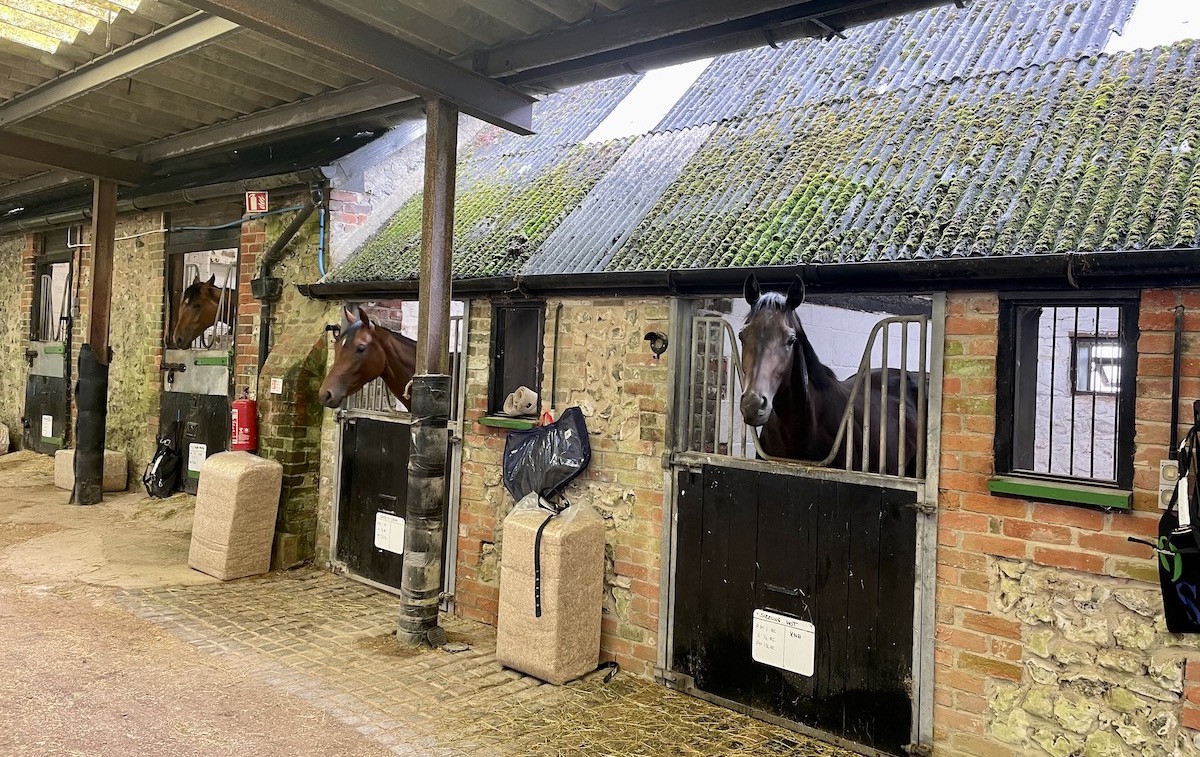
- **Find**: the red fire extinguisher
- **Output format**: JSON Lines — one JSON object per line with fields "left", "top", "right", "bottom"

{"left": 231, "top": 387, "right": 258, "bottom": 452}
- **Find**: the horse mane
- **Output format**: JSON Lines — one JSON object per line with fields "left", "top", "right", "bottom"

{"left": 748, "top": 291, "right": 839, "bottom": 392}
{"left": 340, "top": 318, "right": 416, "bottom": 348}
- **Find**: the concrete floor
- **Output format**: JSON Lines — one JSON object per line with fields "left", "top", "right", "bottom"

{"left": 0, "top": 450, "right": 855, "bottom": 756}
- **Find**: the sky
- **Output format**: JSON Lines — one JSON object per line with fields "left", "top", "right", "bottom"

{"left": 1105, "top": 0, "right": 1200, "bottom": 53}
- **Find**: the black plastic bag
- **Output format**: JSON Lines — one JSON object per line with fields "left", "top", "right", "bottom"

{"left": 502, "top": 406, "right": 591, "bottom": 502}
{"left": 1158, "top": 423, "right": 1200, "bottom": 632}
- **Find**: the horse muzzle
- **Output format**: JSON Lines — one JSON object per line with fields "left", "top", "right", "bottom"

{"left": 740, "top": 392, "right": 771, "bottom": 427}
{"left": 318, "top": 387, "right": 344, "bottom": 409}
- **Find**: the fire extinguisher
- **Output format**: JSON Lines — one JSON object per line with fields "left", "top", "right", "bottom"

{"left": 231, "top": 387, "right": 258, "bottom": 452}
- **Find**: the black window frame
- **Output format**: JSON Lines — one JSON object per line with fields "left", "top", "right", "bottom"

{"left": 488, "top": 300, "right": 545, "bottom": 416}
{"left": 994, "top": 292, "right": 1139, "bottom": 491}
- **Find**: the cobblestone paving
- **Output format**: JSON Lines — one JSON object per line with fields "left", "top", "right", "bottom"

{"left": 117, "top": 570, "right": 854, "bottom": 757}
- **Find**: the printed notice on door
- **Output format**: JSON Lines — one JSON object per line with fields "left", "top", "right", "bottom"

{"left": 41, "top": 415, "right": 53, "bottom": 439}
{"left": 188, "top": 443, "right": 207, "bottom": 474}
{"left": 752, "top": 609, "right": 815, "bottom": 676}
{"left": 375, "top": 512, "right": 405, "bottom": 555}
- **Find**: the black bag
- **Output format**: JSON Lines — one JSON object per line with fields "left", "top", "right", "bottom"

{"left": 1156, "top": 420, "right": 1200, "bottom": 632}
{"left": 501, "top": 406, "right": 591, "bottom": 502}
{"left": 143, "top": 421, "right": 182, "bottom": 498}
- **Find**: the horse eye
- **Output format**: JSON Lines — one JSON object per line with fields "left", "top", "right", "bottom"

{"left": 786, "top": 335, "right": 797, "bottom": 347}
{"left": 355, "top": 344, "right": 367, "bottom": 354}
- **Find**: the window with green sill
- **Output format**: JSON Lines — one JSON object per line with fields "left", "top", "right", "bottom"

{"left": 992, "top": 293, "right": 1139, "bottom": 507}
{"left": 487, "top": 300, "right": 545, "bottom": 418}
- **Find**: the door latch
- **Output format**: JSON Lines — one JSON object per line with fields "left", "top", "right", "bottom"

{"left": 24, "top": 349, "right": 37, "bottom": 366}
{"left": 159, "top": 361, "right": 187, "bottom": 386}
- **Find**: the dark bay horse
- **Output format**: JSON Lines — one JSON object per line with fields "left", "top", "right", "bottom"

{"left": 170, "top": 274, "right": 236, "bottom": 348}
{"left": 318, "top": 306, "right": 417, "bottom": 409}
{"left": 738, "top": 275, "right": 923, "bottom": 476}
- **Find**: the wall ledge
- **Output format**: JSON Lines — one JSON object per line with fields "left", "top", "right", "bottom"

{"left": 987, "top": 475, "right": 1132, "bottom": 510}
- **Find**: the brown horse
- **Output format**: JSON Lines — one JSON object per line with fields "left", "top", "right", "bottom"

{"left": 318, "top": 306, "right": 417, "bottom": 409}
{"left": 170, "top": 274, "right": 235, "bottom": 348}
{"left": 738, "top": 275, "right": 923, "bottom": 476}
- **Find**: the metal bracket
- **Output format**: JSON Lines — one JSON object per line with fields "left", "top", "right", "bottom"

{"left": 904, "top": 742, "right": 933, "bottom": 757}
{"left": 655, "top": 668, "right": 695, "bottom": 691}
{"left": 661, "top": 452, "right": 674, "bottom": 470}
{"left": 911, "top": 501, "right": 937, "bottom": 516}
{"left": 24, "top": 348, "right": 37, "bottom": 365}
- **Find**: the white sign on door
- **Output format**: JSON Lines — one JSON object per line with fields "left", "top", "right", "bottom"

{"left": 751, "top": 609, "right": 815, "bottom": 677}
{"left": 41, "top": 414, "right": 53, "bottom": 439}
{"left": 374, "top": 511, "right": 405, "bottom": 555}
{"left": 188, "top": 443, "right": 207, "bottom": 473}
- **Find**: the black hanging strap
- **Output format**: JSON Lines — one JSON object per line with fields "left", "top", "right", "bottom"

{"left": 532, "top": 496, "right": 567, "bottom": 618}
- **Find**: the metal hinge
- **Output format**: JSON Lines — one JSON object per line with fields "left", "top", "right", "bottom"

{"left": 655, "top": 668, "right": 695, "bottom": 692}
{"left": 904, "top": 742, "right": 933, "bottom": 757}
{"left": 661, "top": 452, "right": 673, "bottom": 470}
{"left": 911, "top": 501, "right": 937, "bottom": 516}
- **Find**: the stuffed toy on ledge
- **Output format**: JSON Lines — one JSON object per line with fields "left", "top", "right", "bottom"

{"left": 503, "top": 386, "right": 539, "bottom": 416}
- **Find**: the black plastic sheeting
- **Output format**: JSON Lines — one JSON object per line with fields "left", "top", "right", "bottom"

{"left": 72, "top": 344, "right": 109, "bottom": 505}
{"left": 501, "top": 406, "right": 591, "bottom": 502}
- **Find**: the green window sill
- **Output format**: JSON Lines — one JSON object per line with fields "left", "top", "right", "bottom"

{"left": 478, "top": 415, "right": 539, "bottom": 430}
{"left": 987, "top": 475, "right": 1132, "bottom": 510}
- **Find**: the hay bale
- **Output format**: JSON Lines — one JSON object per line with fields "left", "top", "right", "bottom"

{"left": 0, "top": 423, "right": 8, "bottom": 454}
{"left": 496, "top": 498, "right": 605, "bottom": 685}
{"left": 53, "top": 449, "right": 128, "bottom": 492}
{"left": 188, "top": 451, "right": 282, "bottom": 581}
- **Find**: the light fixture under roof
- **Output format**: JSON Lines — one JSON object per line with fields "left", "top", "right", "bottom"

{"left": 0, "top": 0, "right": 141, "bottom": 54}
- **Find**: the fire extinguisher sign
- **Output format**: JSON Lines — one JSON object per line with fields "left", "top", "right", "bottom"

{"left": 245, "top": 191, "right": 268, "bottom": 214}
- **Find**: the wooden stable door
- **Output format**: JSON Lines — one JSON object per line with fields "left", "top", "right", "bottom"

{"left": 670, "top": 464, "right": 919, "bottom": 756}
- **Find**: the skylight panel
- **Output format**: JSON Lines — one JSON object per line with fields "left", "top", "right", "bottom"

{"left": 584, "top": 57, "right": 713, "bottom": 144}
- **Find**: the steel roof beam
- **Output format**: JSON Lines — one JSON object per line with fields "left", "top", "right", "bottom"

{"left": 0, "top": 13, "right": 240, "bottom": 128}
{"left": 0, "top": 132, "right": 150, "bottom": 184}
{"left": 186, "top": 0, "right": 535, "bottom": 135}
{"left": 482, "top": 0, "right": 950, "bottom": 83}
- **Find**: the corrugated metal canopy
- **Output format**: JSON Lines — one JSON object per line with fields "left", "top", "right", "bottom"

{"left": 0, "top": 0, "right": 955, "bottom": 224}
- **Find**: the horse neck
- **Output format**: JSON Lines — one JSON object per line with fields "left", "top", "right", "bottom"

{"left": 376, "top": 328, "right": 417, "bottom": 397}
{"left": 764, "top": 329, "right": 849, "bottom": 460}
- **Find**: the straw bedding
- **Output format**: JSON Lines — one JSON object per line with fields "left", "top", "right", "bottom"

{"left": 497, "top": 499, "right": 605, "bottom": 685}
{"left": 188, "top": 451, "right": 282, "bottom": 581}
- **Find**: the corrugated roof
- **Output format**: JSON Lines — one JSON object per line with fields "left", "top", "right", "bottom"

{"left": 328, "top": 0, "right": 1185, "bottom": 284}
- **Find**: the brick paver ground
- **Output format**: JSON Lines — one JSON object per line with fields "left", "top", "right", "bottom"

{"left": 117, "top": 570, "right": 855, "bottom": 756}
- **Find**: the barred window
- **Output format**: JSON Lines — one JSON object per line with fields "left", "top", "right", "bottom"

{"left": 995, "top": 294, "right": 1138, "bottom": 491}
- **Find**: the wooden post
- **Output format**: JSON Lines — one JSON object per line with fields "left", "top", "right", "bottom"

{"left": 397, "top": 99, "right": 458, "bottom": 644}
{"left": 72, "top": 179, "right": 118, "bottom": 505}
{"left": 88, "top": 179, "right": 118, "bottom": 363}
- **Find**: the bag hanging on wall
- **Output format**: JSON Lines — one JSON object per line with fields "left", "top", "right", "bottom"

{"left": 143, "top": 420, "right": 182, "bottom": 499}
{"left": 1153, "top": 419, "right": 1200, "bottom": 633}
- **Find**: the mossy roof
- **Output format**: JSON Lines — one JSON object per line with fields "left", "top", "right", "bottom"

{"left": 327, "top": 0, "right": 1186, "bottom": 284}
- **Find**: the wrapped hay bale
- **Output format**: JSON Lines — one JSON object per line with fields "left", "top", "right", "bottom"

{"left": 188, "top": 451, "right": 282, "bottom": 580}
{"left": 54, "top": 448, "right": 128, "bottom": 491}
{"left": 496, "top": 494, "right": 605, "bottom": 685}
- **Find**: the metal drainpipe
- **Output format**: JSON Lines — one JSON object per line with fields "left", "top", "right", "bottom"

{"left": 255, "top": 197, "right": 318, "bottom": 374}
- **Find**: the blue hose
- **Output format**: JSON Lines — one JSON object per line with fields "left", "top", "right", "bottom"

{"left": 318, "top": 203, "right": 327, "bottom": 278}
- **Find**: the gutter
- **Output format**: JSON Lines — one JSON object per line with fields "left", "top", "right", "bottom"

{"left": 0, "top": 168, "right": 331, "bottom": 237}
{"left": 255, "top": 193, "right": 320, "bottom": 374}
{"left": 298, "top": 248, "right": 1200, "bottom": 300}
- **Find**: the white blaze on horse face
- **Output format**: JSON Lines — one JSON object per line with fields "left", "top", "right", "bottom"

{"left": 739, "top": 317, "right": 796, "bottom": 426}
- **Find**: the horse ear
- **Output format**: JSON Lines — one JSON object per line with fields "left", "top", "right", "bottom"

{"left": 356, "top": 305, "right": 374, "bottom": 330}
{"left": 206, "top": 273, "right": 216, "bottom": 286}
{"left": 785, "top": 276, "right": 806, "bottom": 310}
{"left": 191, "top": 274, "right": 201, "bottom": 286}
{"left": 343, "top": 306, "right": 359, "bottom": 324}
{"left": 744, "top": 274, "right": 760, "bottom": 306}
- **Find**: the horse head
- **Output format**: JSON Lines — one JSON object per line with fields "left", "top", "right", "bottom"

{"left": 319, "top": 306, "right": 390, "bottom": 408}
{"left": 171, "top": 274, "right": 223, "bottom": 348}
{"left": 738, "top": 274, "right": 809, "bottom": 427}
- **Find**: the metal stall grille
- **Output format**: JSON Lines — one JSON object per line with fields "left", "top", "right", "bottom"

{"left": 686, "top": 314, "right": 929, "bottom": 479}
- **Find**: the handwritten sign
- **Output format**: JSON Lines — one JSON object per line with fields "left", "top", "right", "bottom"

{"left": 752, "top": 609, "right": 815, "bottom": 676}
{"left": 374, "top": 512, "right": 405, "bottom": 555}
{"left": 188, "top": 443, "right": 207, "bottom": 474}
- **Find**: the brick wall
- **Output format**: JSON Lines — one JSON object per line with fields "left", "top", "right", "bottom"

{"left": 0, "top": 235, "right": 30, "bottom": 448}
{"left": 934, "top": 290, "right": 1200, "bottom": 757}
{"left": 253, "top": 203, "right": 334, "bottom": 564}
{"left": 104, "top": 215, "right": 168, "bottom": 479}
{"left": 235, "top": 219, "right": 265, "bottom": 398}
{"left": 328, "top": 189, "right": 369, "bottom": 247}
{"left": 453, "top": 297, "right": 669, "bottom": 677}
